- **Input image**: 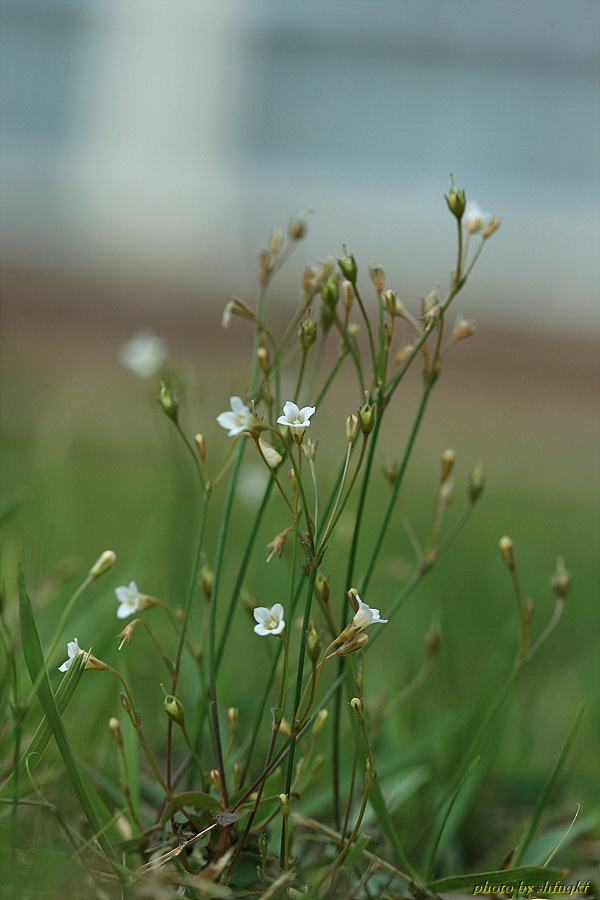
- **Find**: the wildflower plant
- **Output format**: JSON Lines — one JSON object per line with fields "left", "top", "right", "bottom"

{"left": 3, "top": 178, "right": 582, "bottom": 899}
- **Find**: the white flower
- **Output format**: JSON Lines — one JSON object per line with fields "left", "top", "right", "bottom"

{"left": 115, "top": 581, "right": 142, "bottom": 619}
{"left": 277, "top": 401, "right": 316, "bottom": 437}
{"left": 352, "top": 595, "right": 388, "bottom": 631}
{"left": 463, "top": 202, "right": 490, "bottom": 235}
{"left": 58, "top": 638, "right": 82, "bottom": 672}
{"left": 253, "top": 603, "right": 286, "bottom": 636}
{"left": 119, "top": 330, "right": 168, "bottom": 378}
{"left": 217, "top": 397, "right": 260, "bottom": 436}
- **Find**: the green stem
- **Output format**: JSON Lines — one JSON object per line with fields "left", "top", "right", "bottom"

{"left": 360, "top": 388, "right": 431, "bottom": 595}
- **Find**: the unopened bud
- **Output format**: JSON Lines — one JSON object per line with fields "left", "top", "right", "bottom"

{"left": 483, "top": 217, "right": 501, "bottom": 239}
{"left": 350, "top": 697, "right": 364, "bottom": 722}
{"left": 381, "top": 290, "right": 403, "bottom": 317}
{"left": 358, "top": 398, "right": 375, "bottom": 435}
{"left": 233, "top": 761, "right": 243, "bottom": 790}
{"left": 258, "top": 833, "right": 268, "bottom": 858}
{"left": 158, "top": 380, "right": 179, "bottom": 423}
{"left": 302, "top": 438, "right": 318, "bottom": 461}
{"left": 163, "top": 694, "right": 185, "bottom": 726}
{"left": 258, "top": 249, "right": 269, "bottom": 284}
{"left": 312, "top": 709, "right": 328, "bottom": 737}
{"left": 89, "top": 550, "right": 116, "bottom": 579}
{"left": 439, "top": 479, "right": 454, "bottom": 504}
{"left": 499, "top": 536, "right": 515, "bottom": 571}
{"left": 453, "top": 317, "right": 477, "bottom": 341}
{"left": 194, "top": 433, "right": 206, "bottom": 462}
{"left": 551, "top": 556, "right": 571, "bottom": 599}
{"left": 425, "top": 623, "right": 442, "bottom": 656}
{"left": 305, "top": 620, "right": 321, "bottom": 663}
{"left": 346, "top": 414, "right": 358, "bottom": 442}
{"left": 299, "top": 318, "right": 317, "bottom": 349}
{"left": 321, "top": 278, "right": 339, "bottom": 311}
{"left": 278, "top": 793, "right": 290, "bottom": 817}
{"left": 227, "top": 707, "right": 239, "bottom": 735}
{"left": 369, "top": 265, "right": 386, "bottom": 292}
{"left": 109, "top": 717, "right": 123, "bottom": 746}
{"left": 395, "top": 343, "right": 415, "bottom": 366}
{"left": 341, "top": 280, "right": 354, "bottom": 312}
{"left": 289, "top": 210, "right": 312, "bottom": 242}
{"left": 467, "top": 462, "right": 485, "bottom": 503}
{"left": 445, "top": 174, "right": 466, "bottom": 221}
{"left": 440, "top": 449, "right": 455, "bottom": 484}
{"left": 269, "top": 229, "right": 283, "bottom": 257}
{"left": 337, "top": 247, "right": 358, "bottom": 284}
{"left": 288, "top": 467, "right": 297, "bottom": 490}
{"left": 314, "top": 573, "right": 330, "bottom": 603}
{"left": 257, "top": 346, "right": 270, "bottom": 374}
{"left": 222, "top": 298, "right": 254, "bottom": 328}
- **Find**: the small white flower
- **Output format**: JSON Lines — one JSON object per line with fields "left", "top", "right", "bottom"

{"left": 463, "top": 202, "right": 490, "bottom": 235}
{"left": 217, "top": 397, "right": 259, "bottom": 436}
{"left": 352, "top": 595, "right": 388, "bottom": 631}
{"left": 119, "top": 330, "right": 169, "bottom": 378}
{"left": 58, "top": 638, "right": 82, "bottom": 672}
{"left": 115, "top": 581, "right": 142, "bottom": 619}
{"left": 253, "top": 603, "right": 286, "bottom": 636}
{"left": 277, "top": 401, "right": 316, "bottom": 437}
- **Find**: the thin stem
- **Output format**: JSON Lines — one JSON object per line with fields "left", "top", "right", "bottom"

{"left": 360, "top": 389, "right": 432, "bottom": 595}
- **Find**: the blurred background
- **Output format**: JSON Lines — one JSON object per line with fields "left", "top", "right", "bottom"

{"left": 1, "top": 0, "right": 599, "bottom": 880}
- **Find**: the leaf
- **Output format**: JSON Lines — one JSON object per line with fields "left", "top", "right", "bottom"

{"left": 0, "top": 654, "right": 85, "bottom": 798}
{"left": 368, "top": 778, "right": 419, "bottom": 879}
{"left": 428, "top": 865, "right": 565, "bottom": 893}
{"left": 17, "top": 563, "right": 126, "bottom": 883}
{"left": 511, "top": 703, "right": 585, "bottom": 868}
{"left": 160, "top": 790, "right": 220, "bottom": 825}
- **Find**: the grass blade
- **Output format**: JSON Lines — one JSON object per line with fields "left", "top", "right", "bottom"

{"left": 511, "top": 703, "right": 585, "bottom": 868}
{"left": 428, "top": 864, "right": 565, "bottom": 893}
{"left": 368, "top": 777, "right": 420, "bottom": 879}
{"left": 17, "top": 562, "right": 126, "bottom": 883}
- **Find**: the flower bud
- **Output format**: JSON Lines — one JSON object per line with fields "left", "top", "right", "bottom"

{"left": 338, "top": 247, "right": 357, "bottom": 284}
{"left": 299, "top": 318, "right": 317, "bottom": 349}
{"left": 108, "top": 717, "right": 123, "bottom": 746}
{"left": 483, "top": 217, "right": 501, "bottom": 239}
{"left": 199, "top": 565, "right": 213, "bottom": 599}
{"left": 440, "top": 449, "right": 455, "bottom": 484}
{"left": 233, "top": 761, "right": 243, "bottom": 790}
{"left": 381, "top": 290, "right": 403, "bottom": 317}
{"left": 227, "top": 707, "right": 239, "bottom": 735}
{"left": 551, "top": 556, "right": 571, "bottom": 599}
{"left": 467, "top": 462, "right": 485, "bottom": 502}
{"left": 453, "top": 317, "right": 477, "bottom": 341}
{"left": 302, "top": 438, "right": 318, "bottom": 461}
{"left": 321, "top": 278, "right": 339, "bottom": 311}
{"left": 258, "top": 833, "right": 268, "bottom": 858}
{"left": 341, "top": 280, "right": 354, "bottom": 312}
{"left": 395, "top": 343, "right": 415, "bottom": 367}
{"left": 314, "top": 573, "right": 330, "bottom": 603}
{"left": 258, "top": 249, "right": 269, "bottom": 285}
{"left": 289, "top": 210, "right": 312, "bottom": 242}
{"left": 194, "top": 433, "right": 206, "bottom": 462}
{"left": 163, "top": 694, "right": 185, "bottom": 726}
{"left": 257, "top": 346, "right": 270, "bottom": 374}
{"left": 312, "top": 709, "right": 328, "bottom": 738}
{"left": 369, "top": 265, "right": 385, "bottom": 292}
{"left": 425, "top": 623, "right": 442, "bottom": 656}
{"left": 358, "top": 398, "right": 375, "bottom": 435}
{"left": 158, "top": 380, "right": 179, "bottom": 423}
{"left": 305, "top": 620, "right": 321, "bottom": 663}
{"left": 222, "top": 298, "right": 254, "bottom": 328}
{"left": 269, "top": 229, "right": 283, "bottom": 257}
{"left": 89, "top": 550, "right": 116, "bottom": 580}
{"left": 422, "top": 284, "right": 440, "bottom": 317}
{"left": 445, "top": 174, "right": 466, "bottom": 221}
{"left": 346, "top": 414, "right": 358, "bottom": 442}
{"left": 278, "top": 793, "right": 290, "bottom": 817}
{"left": 350, "top": 697, "right": 364, "bottom": 723}
{"left": 499, "top": 535, "right": 515, "bottom": 571}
